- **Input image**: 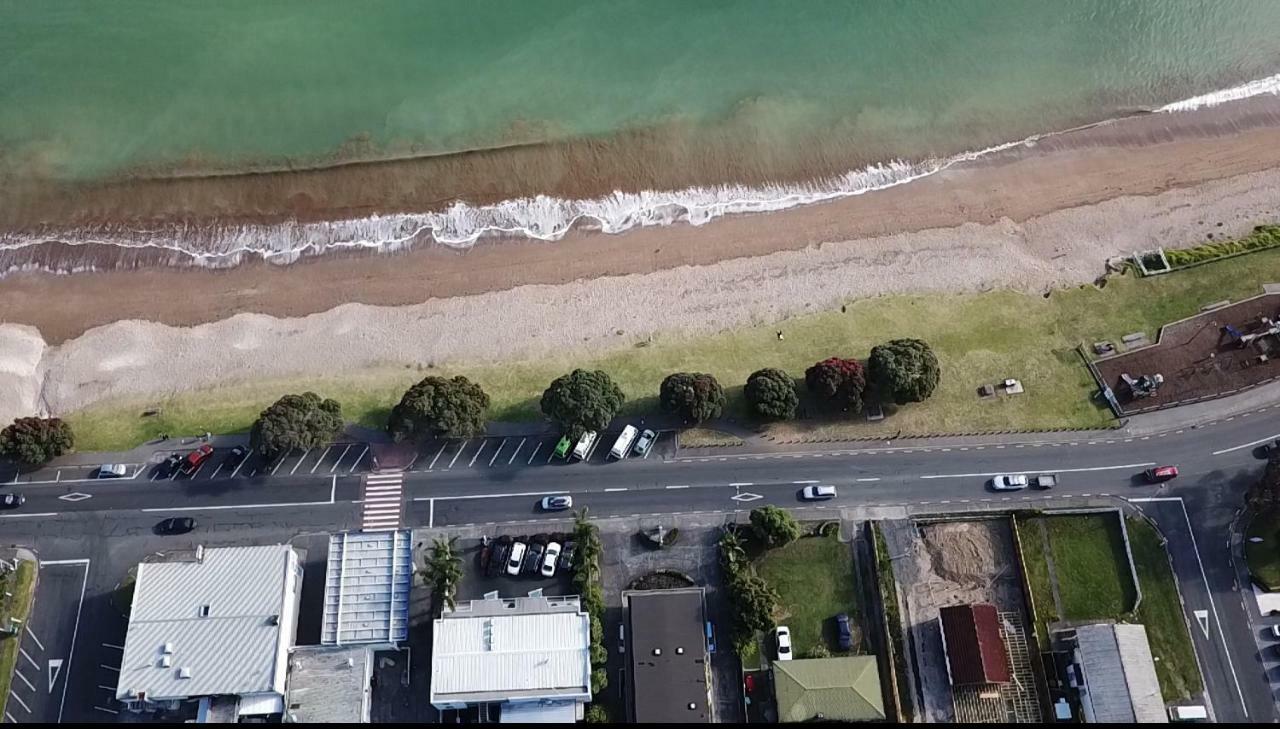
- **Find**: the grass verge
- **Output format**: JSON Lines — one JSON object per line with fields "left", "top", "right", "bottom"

{"left": 1244, "top": 507, "right": 1280, "bottom": 590}
{"left": 872, "top": 523, "right": 912, "bottom": 722}
{"left": 0, "top": 560, "right": 37, "bottom": 716}
{"left": 67, "top": 243, "right": 1280, "bottom": 451}
{"left": 754, "top": 532, "right": 860, "bottom": 659}
{"left": 678, "top": 428, "right": 745, "bottom": 448}
{"left": 1127, "top": 517, "right": 1203, "bottom": 701}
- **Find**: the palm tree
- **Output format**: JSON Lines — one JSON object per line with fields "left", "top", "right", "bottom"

{"left": 423, "top": 536, "right": 462, "bottom": 611}
{"left": 719, "top": 527, "right": 746, "bottom": 570}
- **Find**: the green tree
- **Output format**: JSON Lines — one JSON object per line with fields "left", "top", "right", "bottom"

{"left": 591, "top": 667, "right": 609, "bottom": 695}
{"left": 868, "top": 338, "right": 940, "bottom": 404}
{"left": 727, "top": 570, "right": 779, "bottom": 639}
{"left": 749, "top": 505, "right": 802, "bottom": 548}
{"left": 387, "top": 375, "right": 490, "bottom": 440}
{"left": 659, "top": 372, "right": 725, "bottom": 424}
{"left": 585, "top": 704, "right": 610, "bottom": 723}
{"left": 422, "top": 536, "right": 463, "bottom": 611}
{"left": 540, "top": 369, "right": 625, "bottom": 439}
{"left": 744, "top": 368, "right": 799, "bottom": 420}
{"left": 0, "top": 416, "right": 74, "bottom": 467}
{"left": 250, "top": 392, "right": 344, "bottom": 458}
{"left": 805, "top": 357, "right": 867, "bottom": 412}
{"left": 719, "top": 528, "right": 748, "bottom": 571}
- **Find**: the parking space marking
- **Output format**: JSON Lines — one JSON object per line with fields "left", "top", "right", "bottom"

{"left": 5, "top": 710, "right": 15, "bottom": 722}
{"left": 93, "top": 706, "right": 118, "bottom": 715}
{"left": 488, "top": 439, "right": 506, "bottom": 467}
{"left": 310, "top": 446, "right": 332, "bottom": 474}
{"left": 428, "top": 443, "right": 447, "bottom": 470}
{"left": 468, "top": 441, "right": 488, "bottom": 468}
{"left": 209, "top": 463, "right": 224, "bottom": 479}
{"left": 448, "top": 441, "right": 468, "bottom": 470}
{"left": 508, "top": 438, "right": 525, "bottom": 465}
{"left": 18, "top": 649, "right": 37, "bottom": 672}
{"left": 546, "top": 445, "right": 556, "bottom": 464}
{"left": 328, "top": 444, "right": 353, "bottom": 474}
{"left": 270, "top": 455, "right": 286, "bottom": 476}
{"left": 348, "top": 445, "right": 369, "bottom": 473}
{"left": 22, "top": 627, "right": 43, "bottom": 652}
{"left": 102, "top": 643, "right": 123, "bottom": 650}
{"left": 13, "top": 670, "right": 34, "bottom": 692}
{"left": 289, "top": 449, "right": 311, "bottom": 475}
{"left": 8, "top": 692, "right": 29, "bottom": 713}
{"left": 229, "top": 453, "right": 251, "bottom": 479}
{"left": 527, "top": 442, "right": 542, "bottom": 464}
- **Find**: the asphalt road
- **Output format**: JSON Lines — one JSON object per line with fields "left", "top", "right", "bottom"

{"left": 4, "top": 410, "right": 1280, "bottom": 722}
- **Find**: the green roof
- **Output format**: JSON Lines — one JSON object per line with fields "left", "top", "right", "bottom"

{"left": 773, "top": 656, "right": 886, "bottom": 723}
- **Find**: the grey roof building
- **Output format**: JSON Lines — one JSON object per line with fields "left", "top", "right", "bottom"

{"left": 284, "top": 644, "right": 373, "bottom": 723}
{"left": 1070, "top": 623, "right": 1167, "bottom": 724}
{"left": 116, "top": 544, "right": 303, "bottom": 718}
{"left": 624, "top": 587, "right": 713, "bottom": 723}
{"left": 321, "top": 531, "right": 412, "bottom": 646}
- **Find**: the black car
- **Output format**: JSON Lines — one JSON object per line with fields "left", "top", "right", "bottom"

{"left": 0, "top": 493, "right": 25, "bottom": 509}
{"left": 487, "top": 538, "right": 512, "bottom": 578}
{"left": 523, "top": 542, "right": 546, "bottom": 575}
{"left": 835, "top": 613, "right": 853, "bottom": 651}
{"left": 225, "top": 445, "right": 250, "bottom": 469}
{"left": 558, "top": 541, "right": 577, "bottom": 570}
{"left": 156, "top": 453, "right": 183, "bottom": 478}
{"left": 155, "top": 517, "right": 197, "bottom": 535}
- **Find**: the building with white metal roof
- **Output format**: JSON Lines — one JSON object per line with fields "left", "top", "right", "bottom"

{"left": 1069, "top": 623, "right": 1167, "bottom": 724}
{"left": 116, "top": 544, "right": 302, "bottom": 718}
{"left": 430, "top": 594, "right": 591, "bottom": 721}
{"left": 321, "top": 530, "right": 412, "bottom": 646}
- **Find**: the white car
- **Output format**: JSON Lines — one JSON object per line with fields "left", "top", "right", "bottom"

{"left": 541, "top": 542, "right": 562, "bottom": 578}
{"left": 98, "top": 463, "right": 129, "bottom": 478}
{"left": 633, "top": 429, "right": 657, "bottom": 456}
{"left": 990, "top": 474, "right": 1029, "bottom": 491}
{"left": 774, "top": 626, "right": 793, "bottom": 661}
{"left": 506, "top": 542, "right": 528, "bottom": 576}
{"left": 1270, "top": 624, "right": 1280, "bottom": 640}
{"left": 801, "top": 485, "right": 837, "bottom": 500}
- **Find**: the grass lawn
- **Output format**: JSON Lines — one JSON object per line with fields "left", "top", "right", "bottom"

{"left": 0, "top": 560, "right": 37, "bottom": 716}
{"left": 1244, "top": 507, "right": 1280, "bottom": 590}
{"left": 1016, "top": 513, "right": 1201, "bottom": 701}
{"left": 753, "top": 533, "right": 860, "bottom": 660}
{"left": 67, "top": 244, "right": 1280, "bottom": 451}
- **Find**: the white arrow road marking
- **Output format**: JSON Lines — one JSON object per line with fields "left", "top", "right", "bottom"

{"left": 48, "top": 658, "right": 63, "bottom": 692}
{"left": 1193, "top": 609, "right": 1210, "bottom": 639}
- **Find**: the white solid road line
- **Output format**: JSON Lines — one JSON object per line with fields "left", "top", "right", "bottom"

{"left": 604, "top": 487, "right": 628, "bottom": 492}
{"left": 919, "top": 462, "right": 1156, "bottom": 479}
{"left": 488, "top": 439, "right": 506, "bottom": 467}
{"left": 793, "top": 480, "right": 819, "bottom": 484}
{"left": 58, "top": 558, "right": 90, "bottom": 723}
{"left": 509, "top": 438, "right": 525, "bottom": 465}
{"left": 729, "top": 482, "right": 754, "bottom": 487}
{"left": 140, "top": 499, "right": 334, "bottom": 512}
{"left": 289, "top": 449, "right": 311, "bottom": 476}
{"left": 329, "top": 444, "right": 353, "bottom": 474}
{"left": 469, "top": 441, "right": 488, "bottom": 468}
{"left": 1211, "top": 432, "right": 1280, "bottom": 455}
{"left": 348, "top": 446, "right": 369, "bottom": 473}
{"left": 415, "top": 489, "right": 562, "bottom": 502}
{"left": 429, "top": 498, "right": 435, "bottom": 528}
{"left": 666, "top": 485, "right": 690, "bottom": 490}
{"left": 448, "top": 441, "right": 468, "bottom": 469}
{"left": 0, "top": 512, "right": 57, "bottom": 519}
{"left": 310, "top": 446, "right": 331, "bottom": 474}
{"left": 23, "top": 626, "right": 43, "bottom": 651}
{"left": 527, "top": 442, "right": 543, "bottom": 464}
{"left": 856, "top": 477, "right": 882, "bottom": 482}
{"left": 428, "top": 443, "right": 447, "bottom": 469}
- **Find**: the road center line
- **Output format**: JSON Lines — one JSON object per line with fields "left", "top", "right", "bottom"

{"left": 666, "top": 485, "right": 690, "bottom": 490}
{"left": 919, "top": 462, "right": 1155, "bottom": 480}
{"left": 792, "top": 480, "right": 819, "bottom": 484}
{"left": 1211, "top": 432, "right": 1280, "bottom": 455}
{"left": 604, "top": 487, "right": 627, "bottom": 492}
{"left": 419, "top": 490, "right": 563, "bottom": 502}
{"left": 856, "top": 477, "right": 882, "bottom": 482}
{"left": 729, "top": 482, "right": 754, "bottom": 487}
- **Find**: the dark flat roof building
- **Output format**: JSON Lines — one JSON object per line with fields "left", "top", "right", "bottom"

{"left": 939, "top": 603, "right": 1012, "bottom": 686}
{"left": 623, "top": 587, "right": 712, "bottom": 723}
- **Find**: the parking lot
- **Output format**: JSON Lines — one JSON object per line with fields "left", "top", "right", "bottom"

{"left": 408, "top": 429, "right": 675, "bottom": 474}
{"left": 4, "top": 559, "right": 91, "bottom": 724}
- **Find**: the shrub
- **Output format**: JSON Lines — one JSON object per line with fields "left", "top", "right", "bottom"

{"left": 750, "top": 506, "right": 802, "bottom": 548}
{"left": 0, "top": 416, "right": 74, "bottom": 467}
{"left": 249, "top": 392, "right": 343, "bottom": 458}
{"left": 805, "top": 357, "right": 867, "bottom": 412}
{"left": 660, "top": 372, "right": 726, "bottom": 424}
{"left": 805, "top": 644, "right": 831, "bottom": 659}
{"left": 387, "top": 375, "right": 489, "bottom": 440}
{"left": 591, "top": 667, "right": 609, "bottom": 695}
{"left": 868, "top": 339, "right": 940, "bottom": 404}
{"left": 1165, "top": 224, "right": 1280, "bottom": 267}
{"left": 585, "top": 704, "right": 610, "bottom": 723}
{"left": 541, "top": 369, "right": 625, "bottom": 439}
{"left": 744, "top": 367, "right": 798, "bottom": 420}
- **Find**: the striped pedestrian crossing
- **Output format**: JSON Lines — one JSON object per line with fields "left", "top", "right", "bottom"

{"left": 362, "top": 472, "right": 404, "bottom": 531}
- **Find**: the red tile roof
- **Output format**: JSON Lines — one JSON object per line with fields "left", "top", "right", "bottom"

{"left": 939, "top": 604, "right": 1012, "bottom": 685}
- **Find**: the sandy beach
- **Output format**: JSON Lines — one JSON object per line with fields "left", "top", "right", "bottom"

{"left": 3, "top": 96, "right": 1280, "bottom": 423}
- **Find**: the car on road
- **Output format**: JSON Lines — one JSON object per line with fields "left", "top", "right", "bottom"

{"left": 801, "top": 485, "right": 837, "bottom": 500}
{"left": 633, "top": 428, "right": 657, "bottom": 457}
{"left": 506, "top": 541, "right": 528, "bottom": 576}
{"left": 156, "top": 453, "right": 183, "bottom": 478}
{"left": 553, "top": 436, "right": 572, "bottom": 459}
{"left": 225, "top": 445, "right": 249, "bottom": 469}
{"left": 98, "top": 463, "right": 129, "bottom": 478}
{"left": 990, "top": 474, "right": 1029, "bottom": 490}
{"left": 523, "top": 542, "right": 546, "bottom": 575}
{"left": 155, "top": 517, "right": 196, "bottom": 535}
{"left": 835, "top": 613, "right": 853, "bottom": 651}
{"left": 1263, "top": 439, "right": 1280, "bottom": 457}
{"left": 774, "top": 626, "right": 793, "bottom": 661}
{"left": 1144, "top": 465, "right": 1179, "bottom": 483}
{"left": 540, "top": 495, "right": 574, "bottom": 511}
{"left": 179, "top": 444, "right": 215, "bottom": 476}
{"left": 0, "top": 493, "right": 25, "bottom": 509}
{"left": 541, "top": 542, "right": 562, "bottom": 577}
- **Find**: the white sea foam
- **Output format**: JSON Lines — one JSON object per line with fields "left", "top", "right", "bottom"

{"left": 3, "top": 71, "right": 1279, "bottom": 274}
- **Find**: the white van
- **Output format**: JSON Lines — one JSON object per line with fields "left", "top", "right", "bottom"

{"left": 572, "top": 431, "right": 597, "bottom": 461}
{"left": 609, "top": 425, "right": 638, "bottom": 460}
{"left": 1168, "top": 705, "right": 1208, "bottom": 722}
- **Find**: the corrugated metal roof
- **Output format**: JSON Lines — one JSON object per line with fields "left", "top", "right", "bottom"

{"left": 1075, "top": 624, "right": 1167, "bottom": 724}
{"left": 321, "top": 531, "right": 412, "bottom": 645}
{"left": 773, "top": 656, "right": 885, "bottom": 722}
{"left": 430, "top": 598, "right": 590, "bottom": 703}
{"left": 117, "top": 545, "right": 298, "bottom": 703}
{"left": 939, "top": 604, "right": 1012, "bottom": 685}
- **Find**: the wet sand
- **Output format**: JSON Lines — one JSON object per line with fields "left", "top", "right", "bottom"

{"left": 4, "top": 97, "right": 1280, "bottom": 344}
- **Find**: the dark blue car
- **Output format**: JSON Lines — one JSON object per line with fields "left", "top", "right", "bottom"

{"left": 835, "top": 613, "right": 853, "bottom": 651}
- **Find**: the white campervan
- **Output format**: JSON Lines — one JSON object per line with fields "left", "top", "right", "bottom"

{"left": 572, "top": 431, "right": 597, "bottom": 461}
{"left": 609, "top": 425, "right": 638, "bottom": 459}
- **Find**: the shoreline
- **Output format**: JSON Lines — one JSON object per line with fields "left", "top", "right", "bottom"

{"left": 3, "top": 96, "right": 1280, "bottom": 344}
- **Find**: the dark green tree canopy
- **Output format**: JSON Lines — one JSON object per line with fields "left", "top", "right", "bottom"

{"left": 250, "top": 392, "right": 344, "bottom": 458}
{"left": 805, "top": 357, "right": 867, "bottom": 412}
{"left": 749, "top": 505, "right": 802, "bottom": 548}
{"left": 868, "top": 338, "right": 940, "bottom": 404}
{"left": 0, "top": 416, "right": 74, "bottom": 467}
{"left": 540, "top": 369, "right": 625, "bottom": 438}
{"left": 659, "top": 372, "right": 725, "bottom": 424}
{"left": 388, "top": 375, "right": 490, "bottom": 440}
{"left": 744, "top": 367, "right": 798, "bottom": 420}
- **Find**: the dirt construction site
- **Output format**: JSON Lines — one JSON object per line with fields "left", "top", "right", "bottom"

{"left": 882, "top": 518, "right": 1042, "bottom": 723}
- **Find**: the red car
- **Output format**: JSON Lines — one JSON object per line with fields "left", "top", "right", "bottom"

{"left": 1144, "top": 465, "right": 1179, "bottom": 483}
{"left": 179, "top": 444, "right": 215, "bottom": 476}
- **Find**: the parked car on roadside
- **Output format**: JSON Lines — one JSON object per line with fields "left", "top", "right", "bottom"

{"left": 1270, "top": 624, "right": 1280, "bottom": 640}
{"left": 541, "top": 542, "right": 562, "bottom": 577}
{"left": 156, "top": 453, "right": 183, "bottom": 478}
{"left": 0, "top": 493, "right": 25, "bottom": 509}
{"left": 488, "top": 538, "right": 512, "bottom": 578}
{"left": 225, "top": 445, "right": 249, "bottom": 469}
{"left": 835, "top": 613, "right": 853, "bottom": 651}
{"left": 179, "top": 444, "right": 215, "bottom": 476}
{"left": 523, "top": 542, "right": 546, "bottom": 575}
{"left": 540, "top": 495, "right": 573, "bottom": 511}
{"left": 553, "top": 436, "right": 572, "bottom": 459}
{"left": 990, "top": 474, "right": 1029, "bottom": 490}
{"left": 98, "top": 463, "right": 129, "bottom": 478}
{"left": 506, "top": 541, "right": 528, "bottom": 576}
{"left": 558, "top": 541, "right": 577, "bottom": 570}
{"left": 801, "top": 485, "right": 837, "bottom": 500}
{"left": 774, "top": 626, "right": 793, "bottom": 661}
{"left": 1144, "top": 465, "right": 1179, "bottom": 483}
{"left": 155, "top": 517, "right": 196, "bottom": 535}
{"left": 633, "top": 429, "right": 657, "bottom": 457}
